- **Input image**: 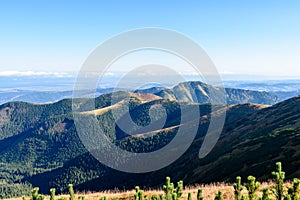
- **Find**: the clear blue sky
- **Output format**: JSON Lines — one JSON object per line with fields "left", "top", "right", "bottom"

{"left": 0, "top": 0, "right": 300, "bottom": 77}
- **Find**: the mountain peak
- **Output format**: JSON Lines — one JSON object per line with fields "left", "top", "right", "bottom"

{"left": 136, "top": 81, "right": 280, "bottom": 105}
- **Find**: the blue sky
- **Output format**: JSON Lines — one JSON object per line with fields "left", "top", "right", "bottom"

{"left": 0, "top": 0, "right": 300, "bottom": 78}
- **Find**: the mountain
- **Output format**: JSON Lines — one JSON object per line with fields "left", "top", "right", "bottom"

{"left": 0, "top": 88, "right": 119, "bottom": 105}
{"left": 0, "top": 81, "right": 283, "bottom": 105}
{"left": 136, "top": 81, "right": 281, "bottom": 105}
{"left": 274, "top": 90, "right": 300, "bottom": 101}
{"left": 0, "top": 87, "right": 299, "bottom": 198}
{"left": 223, "top": 79, "right": 300, "bottom": 100}
{"left": 174, "top": 96, "right": 300, "bottom": 183}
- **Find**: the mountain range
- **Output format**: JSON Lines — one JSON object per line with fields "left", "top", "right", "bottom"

{"left": 0, "top": 81, "right": 299, "bottom": 198}
{"left": 2, "top": 79, "right": 299, "bottom": 105}
{"left": 135, "top": 81, "right": 280, "bottom": 105}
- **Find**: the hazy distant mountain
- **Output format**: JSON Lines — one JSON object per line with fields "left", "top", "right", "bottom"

{"left": 0, "top": 90, "right": 73, "bottom": 104}
{"left": 0, "top": 89, "right": 299, "bottom": 197}
{"left": 137, "top": 81, "right": 281, "bottom": 105}
{"left": 223, "top": 80, "right": 300, "bottom": 100}
{"left": 0, "top": 81, "right": 283, "bottom": 105}
{"left": 1, "top": 76, "right": 299, "bottom": 105}
{"left": 0, "top": 88, "right": 118, "bottom": 105}
{"left": 274, "top": 90, "right": 300, "bottom": 101}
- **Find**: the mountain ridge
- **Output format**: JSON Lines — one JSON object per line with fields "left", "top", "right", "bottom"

{"left": 0, "top": 81, "right": 282, "bottom": 106}
{"left": 136, "top": 81, "right": 281, "bottom": 105}
{"left": 0, "top": 86, "right": 299, "bottom": 198}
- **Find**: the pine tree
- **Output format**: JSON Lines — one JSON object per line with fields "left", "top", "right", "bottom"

{"left": 134, "top": 185, "right": 146, "bottom": 200}
{"left": 214, "top": 191, "right": 224, "bottom": 200}
{"left": 175, "top": 180, "right": 183, "bottom": 199}
{"left": 286, "top": 178, "right": 300, "bottom": 200}
{"left": 78, "top": 196, "right": 85, "bottom": 200}
{"left": 272, "top": 162, "right": 285, "bottom": 200}
{"left": 245, "top": 176, "right": 260, "bottom": 200}
{"left": 50, "top": 188, "right": 56, "bottom": 200}
{"left": 261, "top": 187, "right": 272, "bottom": 200}
{"left": 37, "top": 195, "right": 45, "bottom": 200}
{"left": 163, "top": 177, "right": 174, "bottom": 200}
{"left": 234, "top": 176, "right": 244, "bottom": 200}
{"left": 68, "top": 184, "right": 75, "bottom": 200}
{"left": 31, "top": 187, "right": 39, "bottom": 200}
{"left": 197, "top": 188, "right": 203, "bottom": 200}
{"left": 187, "top": 193, "right": 192, "bottom": 200}
{"left": 172, "top": 193, "right": 177, "bottom": 200}
{"left": 135, "top": 186, "right": 140, "bottom": 200}
{"left": 159, "top": 194, "right": 164, "bottom": 200}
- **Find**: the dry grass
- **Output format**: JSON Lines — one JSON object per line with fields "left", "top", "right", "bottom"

{"left": 5, "top": 181, "right": 291, "bottom": 200}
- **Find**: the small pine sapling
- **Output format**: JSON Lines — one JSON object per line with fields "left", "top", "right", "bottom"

{"left": 163, "top": 177, "right": 174, "bottom": 200}
{"left": 284, "top": 191, "right": 292, "bottom": 200}
{"left": 197, "top": 188, "right": 203, "bottom": 200}
{"left": 291, "top": 178, "right": 300, "bottom": 200}
{"left": 134, "top": 188, "right": 139, "bottom": 200}
{"left": 135, "top": 186, "right": 140, "bottom": 200}
{"left": 245, "top": 176, "right": 260, "bottom": 200}
{"left": 172, "top": 193, "right": 177, "bottom": 200}
{"left": 261, "top": 187, "right": 272, "bottom": 200}
{"left": 134, "top": 186, "right": 145, "bottom": 200}
{"left": 68, "top": 184, "right": 75, "bottom": 200}
{"left": 78, "top": 196, "right": 85, "bottom": 200}
{"left": 286, "top": 178, "right": 300, "bottom": 200}
{"left": 175, "top": 180, "right": 183, "bottom": 199}
{"left": 283, "top": 194, "right": 292, "bottom": 200}
{"left": 138, "top": 188, "right": 145, "bottom": 200}
{"left": 50, "top": 188, "right": 56, "bottom": 200}
{"left": 234, "top": 176, "right": 244, "bottom": 200}
{"left": 159, "top": 194, "right": 164, "bottom": 200}
{"left": 187, "top": 192, "right": 192, "bottom": 200}
{"left": 37, "top": 195, "right": 45, "bottom": 200}
{"left": 272, "top": 162, "right": 285, "bottom": 200}
{"left": 214, "top": 191, "right": 224, "bottom": 200}
{"left": 31, "top": 187, "right": 39, "bottom": 200}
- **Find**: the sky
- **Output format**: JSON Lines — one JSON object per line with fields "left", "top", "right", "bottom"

{"left": 0, "top": 0, "right": 300, "bottom": 79}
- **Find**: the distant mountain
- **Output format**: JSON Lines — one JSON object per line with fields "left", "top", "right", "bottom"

{"left": 274, "top": 90, "right": 300, "bottom": 101}
{"left": 223, "top": 79, "right": 300, "bottom": 91}
{"left": 223, "top": 80, "right": 300, "bottom": 101}
{"left": 0, "top": 81, "right": 281, "bottom": 106}
{"left": 136, "top": 81, "right": 281, "bottom": 105}
{"left": 1, "top": 79, "right": 299, "bottom": 105}
{"left": 0, "top": 88, "right": 118, "bottom": 105}
{"left": 0, "top": 88, "right": 299, "bottom": 198}
{"left": 0, "top": 90, "right": 73, "bottom": 105}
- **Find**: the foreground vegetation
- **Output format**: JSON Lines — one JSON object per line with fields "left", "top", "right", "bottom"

{"left": 6, "top": 162, "right": 299, "bottom": 200}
